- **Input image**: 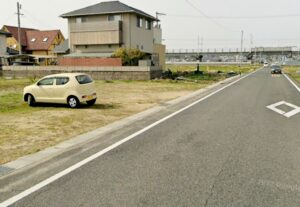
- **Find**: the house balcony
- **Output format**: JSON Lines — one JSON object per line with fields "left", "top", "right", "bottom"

{"left": 70, "top": 21, "right": 123, "bottom": 45}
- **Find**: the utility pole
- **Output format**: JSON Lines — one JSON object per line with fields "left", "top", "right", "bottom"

{"left": 239, "top": 30, "right": 244, "bottom": 66}
{"left": 250, "top": 34, "right": 254, "bottom": 63}
{"left": 201, "top": 36, "right": 203, "bottom": 52}
{"left": 197, "top": 35, "right": 200, "bottom": 53}
{"left": 16, "top": 2, "right": 23, "bottom": 55}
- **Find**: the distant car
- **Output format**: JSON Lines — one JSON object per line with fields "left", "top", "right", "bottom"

{"left": 23, "top": 73, "right": 97, "bottom": 108}
{"left": 270, "top": 65, "right": 282, "bottom": 74}
{"left": 264, "top": 62, "right": 269, "bottom": 67}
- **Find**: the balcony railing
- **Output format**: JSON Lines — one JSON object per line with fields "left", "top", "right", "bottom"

{"left": 70, "top": 21, "right": 122, "bottom": 33}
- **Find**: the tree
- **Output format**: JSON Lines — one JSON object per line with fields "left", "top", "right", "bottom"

{"left": 112, "top": 48, "right": 145, "bottom": 66}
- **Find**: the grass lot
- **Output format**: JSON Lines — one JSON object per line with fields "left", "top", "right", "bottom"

{"left": 283, "top": 66, "right": 300, "bottom": 83}
{"left": 0, "top": 64, "right": 260, "bottom": 164}
{"left": 166, "top": 64, "right": 259, "bottom": 73}
{"left": 0, "top": 77, "right": 215, "bottom": 164}
{"left": 164, "top": 64, "right": 260, "bottom": 83}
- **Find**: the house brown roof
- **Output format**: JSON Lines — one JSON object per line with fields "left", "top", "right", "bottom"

{"left": 4, "top": 25, "right": 37, "bottom": 47}
{"left": 26, "top": 30, "right": 61, "bottom": 51}
{"left": 61, "top": 1, "right": 158, "bottom": 21}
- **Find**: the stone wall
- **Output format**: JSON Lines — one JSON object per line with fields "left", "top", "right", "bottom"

{"left": 1, "top": 66, "right": 162, "bottom": 81}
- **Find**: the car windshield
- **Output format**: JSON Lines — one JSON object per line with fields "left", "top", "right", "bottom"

{"left": 75, "top": 75, "right": 93, "bottom": 84}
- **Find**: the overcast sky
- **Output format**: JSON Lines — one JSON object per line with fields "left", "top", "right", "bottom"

{"left": 1, "top": 0, "right": 300, "bottom": 51}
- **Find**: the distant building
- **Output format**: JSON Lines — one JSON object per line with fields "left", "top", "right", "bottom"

{"left": 0, "top": 30, "right": 11, "bottom": 56}
{"left": 61, "top": 1, "right": 165, "bottom": 68}
{"left": 2, "top": 25, "right": 65, "bottom": 65}
{"left": 0, "top": 30, "right": 11, "bottom": 66}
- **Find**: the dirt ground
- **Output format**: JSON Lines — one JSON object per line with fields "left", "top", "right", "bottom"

{"left": 0, "top": 79, "right": 212, "bottom": 164}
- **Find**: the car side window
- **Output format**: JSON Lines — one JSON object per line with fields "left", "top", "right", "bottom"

{"left": 37, "top": 78, "right": 54, "bottom": 86}
{"left": 56, "top": 77, "right": 69, "bottom": 86}
{"left": 75, "top": 75, "right": 93, "bottom": 84}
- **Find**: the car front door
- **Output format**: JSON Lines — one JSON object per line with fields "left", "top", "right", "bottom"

{"left": 35, "top": 77, "right": 55, "bottom": 103}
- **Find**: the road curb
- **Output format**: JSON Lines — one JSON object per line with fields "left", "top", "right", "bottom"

{"left": 0, "top": 74, "right": 241, "bottom": 176}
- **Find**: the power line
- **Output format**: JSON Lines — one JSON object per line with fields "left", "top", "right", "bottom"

{"left": 185, "top": 0, "right": 238, "bottom": 32}
{"left": 22, "top": 8, "right": 53, "bottom": 29}
{"left": 167, "top": 13, "right": 300, "bottom": 19}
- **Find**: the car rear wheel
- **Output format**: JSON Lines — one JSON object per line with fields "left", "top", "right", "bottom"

{"left": 87, "top": 99, "right": 96, "bottom": 106}
{"left": 27, "top": 94, "right": 36, "bottom": 107}
{"left": 68, "top": 96, "right": 79, "bottom": 108}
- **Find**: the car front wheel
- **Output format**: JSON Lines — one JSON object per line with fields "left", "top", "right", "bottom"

{"left": 27, "top": 94, "right": 36, "bottom": 107}
{"left": 68, "top": 96, "right": 79, "bottom": 108}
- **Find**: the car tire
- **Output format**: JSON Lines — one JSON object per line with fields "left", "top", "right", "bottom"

{"left": 67, "top": 96, "right": 80, "bottom": 108}
{"left": 87, "top": 99, "right": 96, "bottom": 106}
{"left": 27, "top": 94, "right": 36, "bottom": 107}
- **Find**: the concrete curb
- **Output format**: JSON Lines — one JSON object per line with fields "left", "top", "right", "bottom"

{"left": 1, "top": 74, "right": 241, "bottom": 174}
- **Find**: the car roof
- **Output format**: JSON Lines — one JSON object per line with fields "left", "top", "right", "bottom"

{"left": 43, "top": 73, "right": 89, "bottom": 78}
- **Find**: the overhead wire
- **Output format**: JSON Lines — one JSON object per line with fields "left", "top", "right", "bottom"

{"left": 167, "top": 13, "right": 300, "bottom": 19}
{"left": 185, "top": 0, "right": 239, "bottom": 32}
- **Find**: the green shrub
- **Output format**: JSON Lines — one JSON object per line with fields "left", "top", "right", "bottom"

{"left": 112, "top": 48, "right": 145, "bottom": 66}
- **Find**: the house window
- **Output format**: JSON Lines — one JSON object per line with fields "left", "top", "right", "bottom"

{"left": 137, "top": 16, "right": 143, "bottom": 28}
{"left": 31, "top": 38, "right": 36, "bottom": 42}
{"left": 136, "top": 45, "right": 139, "bottom": 49}
{"left": 141, "top": 45, "right": 144, "bottom": 50}
{"left": 76, "top": 17, "right": 87, "bottom": 24}
{"left": 108, "top": 14, "right": 121, "bottom": 21}
{"left": 43, "top": 37, "right": 48, "bottom": 42}
{"left": 145, "top": 20, "right": 152, "bottom": 30}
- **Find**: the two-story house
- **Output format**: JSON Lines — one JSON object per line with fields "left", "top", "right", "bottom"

{"left": 2, "top": 25, "right": 65, "bottom": 65}
{"left": 60, "top": 1, "right": 165, "bottom": 67}
{"left": 2, "top": 25, "right": 37, "bottom": 53}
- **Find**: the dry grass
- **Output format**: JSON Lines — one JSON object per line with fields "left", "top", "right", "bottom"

{"left": 283, "top": 66, "right": 300, "bottom": 83}
{"left": 166, "top": 64, "right": 260, "bottom": 73}
{"left": 0, "top": 78, "right": 211, "bottom": 164}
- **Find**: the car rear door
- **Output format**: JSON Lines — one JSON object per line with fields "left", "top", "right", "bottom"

{"left": 52, "top": 76, "right": 70, "bottom": 103}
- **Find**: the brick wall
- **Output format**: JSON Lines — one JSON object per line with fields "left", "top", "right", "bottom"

{"left": 58, "top": 57, "right": 122, "bottom": 67}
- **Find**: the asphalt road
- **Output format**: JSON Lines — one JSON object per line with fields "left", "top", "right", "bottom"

{"left": 3, "top": 67, "right": 300, "bottom": 206}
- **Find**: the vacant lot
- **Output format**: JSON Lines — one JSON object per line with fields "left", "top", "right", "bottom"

{"left": 0, "top": 77, "right": 216, "bottom": 164}
{"left": 166, "top": 64, "right": 259, "bottom": 73}
{"left": 283, "top": 66, "right": 300, "bottom": 83}
{"left": 164, "top": 64, "right": 260, "bottom": 83}
{"left": 0, "top": 64, "right": 261, "bottom": 164}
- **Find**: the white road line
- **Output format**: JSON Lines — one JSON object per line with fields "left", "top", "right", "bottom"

{"left": 0, "top": 69, "right": 261, "bottom": 207}
{"left": 266, "top": 101, "right": 286, "bottom": 115}
{"left": 283, "top": 74, "right": 300, "bottom": 93}
{"left": 266, "top": 101, "right": 300, "bottom": 118}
